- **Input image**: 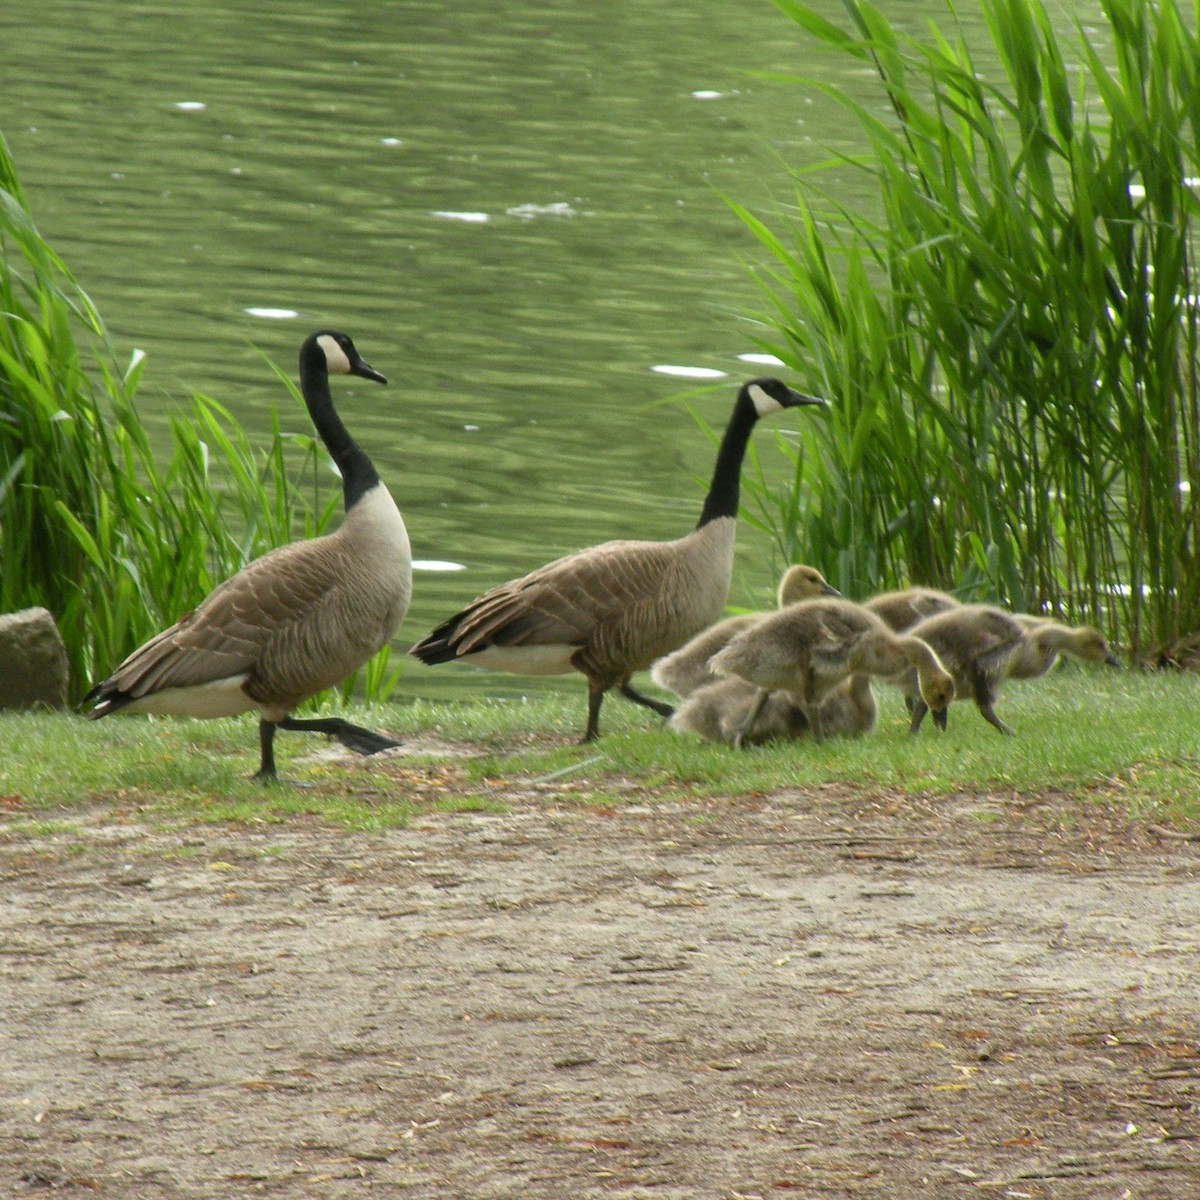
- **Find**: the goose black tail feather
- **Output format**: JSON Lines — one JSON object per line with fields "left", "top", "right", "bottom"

{"left": 81, "top": 682, "right": 134, "bottom": 720}
{"left": 408, "top": 618, "right": 466, "bottom": 665}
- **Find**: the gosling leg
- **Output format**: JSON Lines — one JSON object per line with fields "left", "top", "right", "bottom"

{"left": 972, "top": 678, "right": 1015, "bottom": 736}
{"left": 976, "top": 701, "right": 1015, "bottom": 736}
{"left": 732, "top": 687, "right": 771, "bottom": 750}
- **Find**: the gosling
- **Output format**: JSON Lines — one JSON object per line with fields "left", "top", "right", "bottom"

{"left": 670, "top": 668, "right": 880, "bottom": 746}
{"left": 812, "top": 672, "right": 880, "bottom": 739}
{"left": 650, "top": 563, "right": 838, "bottom": 699}
{"left": 902, "top": 604, "right": 1028, "bottom": 735}
{"left": 669, "top": 677, "right": 809, "bottom": 746}
{"left": 1008, "top": 615, "right": 1122, "bottom": 679}
{"left": 864, "top": 586, "right": 961, "bottom": 632}
{"left": 709, "top": 598, "right": 955, "bottom": 747}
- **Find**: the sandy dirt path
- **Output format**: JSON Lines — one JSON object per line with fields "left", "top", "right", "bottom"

{"left": 2, "top": 774, "right": 1199, "bottom": 1198}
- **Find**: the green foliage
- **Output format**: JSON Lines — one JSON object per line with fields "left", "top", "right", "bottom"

{"left": 733, "top": 0, "right": 1200, "bottom": 655}
{"left": 0, "top": 133, "right": 393, "bottom": 704}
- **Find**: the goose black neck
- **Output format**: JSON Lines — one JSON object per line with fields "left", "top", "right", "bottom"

{"left": 300, "top": 357, "right": 380, "bottom": 511}
{"left": 696, "top": 391, "right": 759, "bottom": 527}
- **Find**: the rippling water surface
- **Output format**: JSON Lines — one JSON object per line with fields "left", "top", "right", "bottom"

{"left": 2, "top": 0, "right": 1097, "bottom": 701}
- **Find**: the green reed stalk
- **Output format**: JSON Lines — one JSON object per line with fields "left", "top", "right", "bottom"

{"left": 0, "top": 134, "right": 391, "bottom": 703}
{"left": 733, "top": 0, "right": 1200, "bottom": 656}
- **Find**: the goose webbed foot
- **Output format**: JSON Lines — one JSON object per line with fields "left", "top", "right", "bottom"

{"left": 251, "top": 768, "right": 316, "bottom": 791}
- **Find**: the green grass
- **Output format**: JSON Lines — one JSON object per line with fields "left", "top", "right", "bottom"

{"left": 3, "top": 669, "right": 1198, "bottom": 832}
{"left": 506, "top": 679, "right": 1199, "bottom": 822}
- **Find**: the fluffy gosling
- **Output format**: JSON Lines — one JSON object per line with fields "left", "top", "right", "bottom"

{"left": 650, "top": 563, "right": 838, "bottom": 699}
{"left": 1008, "top": 615, "right": 1122, "bottom": 680}
{"left": 902, "top": 604, "right": 1028, "bottom": 735}
{"left": 669, "top": 677, "right": 808, "bottom": 746}
{"left": 709, "top": 598, "right": 954, "bottom": 747}
{"left": 864, "top": 586, "right": 961, "bottom": 632}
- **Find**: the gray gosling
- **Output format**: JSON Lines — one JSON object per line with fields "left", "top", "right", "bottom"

{"left": 1008, "top": 614, "right": 1122, "bottom": 679}
{"left": 650, "top": 563, "right": 839, "bottom": 699}
{"left": 84, "top": 332, "right": 410, "bottom": 781}
{"left": 669, "top": 677, "right": 809, "bottom": 746}
{"left": 670, "top": 671, "right": 877, "bottom": 747}
{"left": 864, "top": 586, "right": 961, "bottom": 632}
{"left": 813, "top": 672, "right": 880, "bottom": 739}
{"left": 409, "top": 379, "right": 825, "bottom": 742}
{"left": 708, "top": 598, "right": 955, "bottom": 748}
{"left": 901, "top": 604, "right": 1028, "bottom": 735}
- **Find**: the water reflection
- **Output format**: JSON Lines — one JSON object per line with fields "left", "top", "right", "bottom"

{"left": 2, "top": 0, "right": 1089, "bottom": 703}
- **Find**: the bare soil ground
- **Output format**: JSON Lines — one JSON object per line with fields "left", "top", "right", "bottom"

{"left": 3, "top": 742, "right": 1199, "bottom": 1199}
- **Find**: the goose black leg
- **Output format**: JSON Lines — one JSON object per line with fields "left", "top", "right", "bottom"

{"left": 582, "top": 687, "right": 605, "bottom": 743}
{"left": 619, "top": 682, "right": 675, "bottom": 719}
{"left": 255, "top": 718, "right": 282, "bottom": 782}
{"left": 277, "top": 715, "right": 403, "bottom": 755}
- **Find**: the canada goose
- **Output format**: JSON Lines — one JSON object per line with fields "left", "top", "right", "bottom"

{"left": 901, "top": 604, "right": 1027, "bottom": 735}
{"left": 408, "top": 378, "right": 825, "bottom": 742}
{"left": 669, "top": 676, "right": 809, "bottom": 745}
{"left": 1008, "top": 615, "right": 1122, "bottom": 679}
{"left": 864, "top": 586, "right": 961, "bottom": 632}
{"left": 709, "top": 597, "right": 955, "bottom": 746}
{"left": 83, "top": 331, "right": 410, "bottom": 781}
{"left": 650, "top": 563, "right": 839, "bottom": 699}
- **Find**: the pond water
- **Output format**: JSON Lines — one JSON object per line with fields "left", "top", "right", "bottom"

{"left": 2, "top": 0, "right": 1100, "bottom": 702}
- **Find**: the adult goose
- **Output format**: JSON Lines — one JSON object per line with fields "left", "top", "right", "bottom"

{"left": 650, "top": 562, "right": 839, "bottom": 700}
{"left": 408, "top": 378, "right": 824, "bottom": 741}
{"left": 84, "top": 331, "right": 411, "bottom": 781}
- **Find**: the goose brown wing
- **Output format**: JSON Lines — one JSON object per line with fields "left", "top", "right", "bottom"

{"left": 98, "top": 540, "right": 345, "bottom": 699}
{"left": 430, "top": 538, "right": 680, "bottom": 656}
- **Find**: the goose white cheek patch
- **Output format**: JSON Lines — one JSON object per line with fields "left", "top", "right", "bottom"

{"left": 747, "top": 382, "right": 783, "bottom": 416}
{"left": 316, "top": 334, "right": 353, "bottom": 374}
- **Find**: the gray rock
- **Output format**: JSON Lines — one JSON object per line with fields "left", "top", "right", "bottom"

{"left": 0, "top": 607, "right": 70, "bottom": 710}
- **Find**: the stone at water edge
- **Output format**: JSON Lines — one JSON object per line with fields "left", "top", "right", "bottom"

{"left": 0, "top": 607, "right": 70, "bottom": 710}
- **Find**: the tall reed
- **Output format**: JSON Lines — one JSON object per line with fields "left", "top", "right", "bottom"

{"left": 0, "top": 134, "right": 398, "bottom": 703}
{"left": 733, "top": 0, "right": 1200, "bottom": 656}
